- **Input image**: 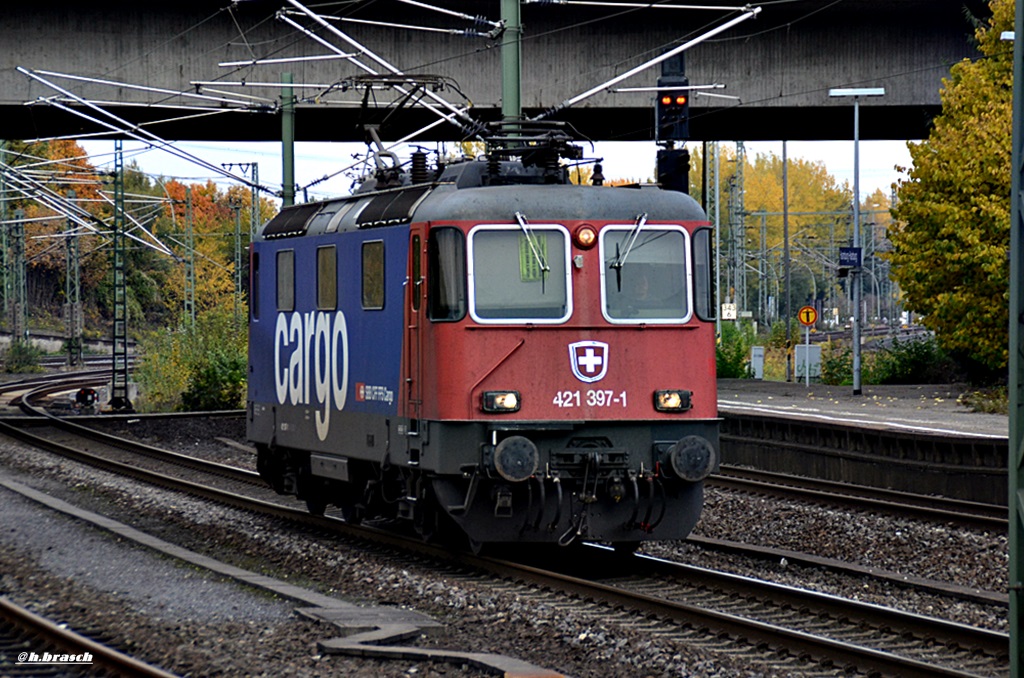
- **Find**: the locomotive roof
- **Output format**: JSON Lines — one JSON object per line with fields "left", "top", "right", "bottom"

{"left": 258, "top": 159, "right": 707, "bottom": 241}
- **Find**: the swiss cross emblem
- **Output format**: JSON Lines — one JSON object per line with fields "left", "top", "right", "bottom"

{"left": 569, "top": 341, "right": 609, "bottom": 383}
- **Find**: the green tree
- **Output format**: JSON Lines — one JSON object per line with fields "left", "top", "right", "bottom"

{"left": 888, "top": 0, "right": 1011, "bottom": 372}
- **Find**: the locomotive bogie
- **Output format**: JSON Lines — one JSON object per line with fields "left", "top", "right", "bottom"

{"left": 254, "top": 419, "right": 717, "bottom": 544}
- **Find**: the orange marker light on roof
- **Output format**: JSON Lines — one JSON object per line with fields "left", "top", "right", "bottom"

{"left": 574, "top": 224, "right": 597, "bottom": 249}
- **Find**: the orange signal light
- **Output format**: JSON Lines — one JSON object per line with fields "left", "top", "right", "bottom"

{"left": 675, "top": 95, "right": 687, "bottom": 105}
{"left": 574, "top": 224, "right": 598, "bottom": 249}
{"left": 660, "top": 95, "right": 673, "bottom": 106}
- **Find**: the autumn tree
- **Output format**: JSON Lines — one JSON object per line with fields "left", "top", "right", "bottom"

{"left": 888, "top": 0, "right": 1010, "bottom": 373}
{"left": 133, "top": 176, "right": 275, "bottom": 411}
{"left": 690, "top": 145, "right": 854, "bottom": 326}
{"left": 88, "top": 163, "right": 181, "bottom": 330}
{"left": 1, "top": 139, "right": 109, "bottom": 329}
{"left": 159, "top": 179, "right": 237, "bottom": 317}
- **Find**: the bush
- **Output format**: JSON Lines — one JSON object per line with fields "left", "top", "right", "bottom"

{"left": 868, "top": 335, "right": 958, "bottom": 385}
{"left": 717, "top": 321, "right": 755, "bottom": 378}
{"left": 819, "top": 334, "right": 961, "bottom": 387}
{"left": 181, "top": 348, "right": 247, "bottom": 411}
{"left": 958, "top": 387, "right": 1008, "bottom": 414}
{"left": 4, "top": 340, "right": 43, "bottom": 373}
{"left": 819, "top": 341, "right": 852, "bottom": 385}
{"left": 134, "top": 308, "right": 247, "bottom": 412}
{"left": 766, "top": 319, "right": 797, "bottom": 349}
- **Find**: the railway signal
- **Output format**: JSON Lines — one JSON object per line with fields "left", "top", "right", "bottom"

{"left": 657, "top": 147, "right": 690, "bottom": 193}
{"left": 656, "top": 77, "right": 690, "bottom": 141}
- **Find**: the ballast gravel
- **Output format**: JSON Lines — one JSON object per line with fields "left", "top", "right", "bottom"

{"left": 0, "top": 414, "right": 1009, "bottom": 677}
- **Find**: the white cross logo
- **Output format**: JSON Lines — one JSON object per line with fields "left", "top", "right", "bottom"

{"left": 568, "top": 341, "right": 609, "bottom": 383}
{"left": 578, "top": 348, "right": 603, "bottom": 374}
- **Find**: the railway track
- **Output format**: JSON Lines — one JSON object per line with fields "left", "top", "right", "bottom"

{"left": 1, "top": 379, "right": 1007, "bottom": 677}
{"left": 711, "top": 465, "right": 1007, "bottom": 532}
{"left": 513, "top": 547, "right": 1009, "bottom": 678}
{"left": 0, "top": 596, "right": 175, "bottom": 677}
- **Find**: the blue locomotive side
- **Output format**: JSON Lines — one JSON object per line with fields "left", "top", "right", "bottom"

{"left": 248, "top": 224, "right": 409, "bottom": 453}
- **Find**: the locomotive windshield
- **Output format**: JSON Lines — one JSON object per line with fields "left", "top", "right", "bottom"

{"left": 601, "top": 226, "right": 691, "bottom": 323}
{"left": 468, "top": 225, "right": 571, "bottom": 323}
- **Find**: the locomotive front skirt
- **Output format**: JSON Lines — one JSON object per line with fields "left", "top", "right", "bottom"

{"left": 247, "top": 156, "right": 720, "bottom": 550}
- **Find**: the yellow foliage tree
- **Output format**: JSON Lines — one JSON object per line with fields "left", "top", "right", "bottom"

{"left": 157, "top": 179, "right": 274, "bottom": 321}
{"left": 690, "top": 145, "right": 853, "bottom": 323}
{"left": 889, "top": 0, "right": 1011, "bottom": 371}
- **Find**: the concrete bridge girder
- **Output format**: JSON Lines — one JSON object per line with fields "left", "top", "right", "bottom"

{"left": 1, "top": 1, "right": 986, "bottom": 143}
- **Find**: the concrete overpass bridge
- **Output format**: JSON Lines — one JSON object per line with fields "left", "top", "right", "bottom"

{"left": 1, "top": 1, "right": 989, "bottom": 144}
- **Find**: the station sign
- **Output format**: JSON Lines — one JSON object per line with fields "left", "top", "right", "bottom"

{"left": 839, "top": 247, "right": 862, "bottom": 268}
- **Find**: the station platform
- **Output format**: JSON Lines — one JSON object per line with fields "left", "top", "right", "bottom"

{"left": 716, "top": 378, "right": 1008, "bottom": 440}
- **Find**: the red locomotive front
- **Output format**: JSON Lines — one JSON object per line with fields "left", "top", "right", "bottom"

{"left": 402, "top": 181, "right": 719, "bottom": 549}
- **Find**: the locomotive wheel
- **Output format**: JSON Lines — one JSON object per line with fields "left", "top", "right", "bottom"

{"left": 414, "top": 503, "right": 439, "bottom": 542}
{"left": 301, "top": 471, "right": 330, "bottom": 516}
{"left": 613, "top": 541, "right": 640, "bottom": 556}
{"left": 412, "top": 485, "right": 439, "bottom": 542}
{"left": 339, "top": 502, "right": 364, "bottom": 525}
{"left": 255, "top": 444, "right": 288, "bottom": 494}
{"left": 305, "top": 497, "right": 328, "bottom": 516}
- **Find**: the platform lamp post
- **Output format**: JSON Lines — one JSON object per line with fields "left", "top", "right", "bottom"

{"left": 828, "top": 87, "right": 884, "bottom": 396}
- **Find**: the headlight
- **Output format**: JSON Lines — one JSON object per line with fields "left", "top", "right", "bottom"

{"left": 654, "top": 389, "right": 692, "bottom": 412}
{"left": 482, "top": 390, "right": 521, "bottom": 413}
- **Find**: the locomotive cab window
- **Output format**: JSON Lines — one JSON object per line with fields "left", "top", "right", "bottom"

{"left": 468, "top": 224, "right": 571, "bottom": 324}
{"left": 600, "top": 225, "right": 691, "bottom": 324}
{"left": 428, "top": 227, "right": 466, "bottom": 321}
{"left": 362, "top": 240, "right": 385, "bottom": 310}
{"left": 276, "top": 249, "right": 295, "bottom": 312}
{"left": 692, "top": 227, "right": 716, "bottom": 322}
{"left": 317, "top": 245, "right": 337, "bottom": 310}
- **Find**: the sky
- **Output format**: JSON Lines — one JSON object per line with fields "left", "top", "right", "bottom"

{"left": 78, "top": 138, "right": 915, "bottom": 206}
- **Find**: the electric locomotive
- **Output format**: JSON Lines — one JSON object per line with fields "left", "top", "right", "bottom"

{"left": 247, "top": 131, "right": 719, "bottom": 550}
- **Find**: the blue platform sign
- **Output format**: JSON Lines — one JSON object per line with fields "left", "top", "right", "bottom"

{"left": 839, "top": 247, "right": 862, "bottom": 268}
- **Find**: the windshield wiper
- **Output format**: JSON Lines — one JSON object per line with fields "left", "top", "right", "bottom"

{"left": 610, "top": 213, "right": 647, "bottom": 291}
{"left": 610, "top": 212, "right": 647, "bottom": 270}
{"left": 514, "top": 211, "right": 549, "bottom": 274}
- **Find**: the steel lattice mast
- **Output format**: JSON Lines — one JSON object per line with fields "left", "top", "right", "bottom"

{"left": 65, "top": 189, "right": 82, "bottom": 367}
{"left": 10, "top": 208, "right": 26, "bottom": 342}
{"left": 109, "top": 140, "right": 132, "bottom": 411}
{"left": 1010, "top": 0, "right": 1024, "bottom": 671}
{"left": 184, "top": 186, "right": 195, "bottom": 329}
